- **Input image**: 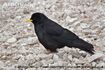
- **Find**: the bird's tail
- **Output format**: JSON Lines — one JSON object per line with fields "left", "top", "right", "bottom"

{"left": 68, "top": 38, "right": 95, "bottom": 54}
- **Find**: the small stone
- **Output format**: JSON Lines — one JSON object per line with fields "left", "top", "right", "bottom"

{"left": 82, "top": 29, "right": 92, "bottom": 34}
{"left": 79, "top": 51, "right": 87, "bottom": 57}
{"left": 18, "top": 46, "right": 28, "bottom": 54}
{"left": 41, "top": 59, "right": 53, "bottom": 66}
{"left": 10, "top": 15, "right": 15, "bottom": 19}
{"left": 26, "top": 59, "right": 36, "bottom": 66}
{"left": 41, "top": 60, "right": 48, "bottom": 66}
{"left": 26, "top": 53, "right": 37, "bottom": 64}
{"left": 11, "top": 43, "right": 17, "bottom": 47}
{"left": 76, "top": 26, "right": 82, "bottom": 31}
{"left": 73, "top": 58, "right": 79, "bottom": 63}
{"left": 18, "top": 56, "right": 28, "bottom": 66}
{"left": 27, "top": 37, "right": 38, "bottom": 45}
{"left": 95, "top": 39, "right": 103, "bottom": 47}
{"left": 12, "top": 55, "right": 22, "bottom": 60}
{"left": 15, "top": 16, "right": 22, "bottom": 19}
{"left": 97, "top": 62, "right": 105, "bottom": 67}
{"left": 70, "top": 50, "right": 81, "bottom": 58}
{"left": 102, "top": 68, "right": 105, "bottom": 70}
{"left": 7, "top": 37, "right": 17, "bottom": 43}
{"left": 103, "top": 57, "right": 105, "bottom": 62}
{"left": 26, "top": 54, "right": 35, "bottom": 60}
{"left": 49, "top": 63, "right": 58, "bottom": 67}
{"left": 92, "top": 62, "right": 96, "bottom": 66}
{"left": 1, "top": 55, "right": 7, "bottom": 60}
{"left": 30, "top": 47, "right": 43, "bottom": 55}
{"left": 85, "top": 52, "right": 104, "bottom": 62}
{"left": 37, "top": 67, "right": 43, "bottom": 70}
{"left": 20, "top": 37, "right": 38, "bottom": 46}
{"left": 63, "top": 47, "right": 71, "bottom": 52}
{"left": 64, "top": 9, "right": 71, "bottom": 15}
{"left": 80, "top": 23, "right": 89, "bottom": 29}
{"left": 54, "top": 61, "right": 65, "bottom": 66}
{"left": 63, "top": 53, "right": 68, "bottom": 61}
{"left": 0, "top": 33, "right": 8, "bottom": 42}
{"left": 69, "top": 17, "right": 78, "bottom": 23}
{"left": 66, "top": 16, "right": 76, "bottom": 23}
{"left": 73, "top": 20, "right": 81, "bottom": 26}
{"left": 32, "top": 61, "right": 43, "bottom": 67}
{"left": 47, "top": 59, "right": 54, "bottom": 64}
{"left": 68, "top": 55, "right": 73, "bottom": 61}
{"left": 10, "top": 0, "right": 21, "bottom": 3}
{"left": 35, "top": 56, "right": 41, "bottom": 61}
{"left": 26, "top": 68, "right": 37, "bottom": 70}
{"left": 37, "top": 54, "right": 48, "bottom": 59}
{"left": 5, "top": 60, "right": 13, "bottom": 67}
{"left": 23, "top": 9, "right": 30, "bottom": 14}
{"left": 15, "top": 16, "right": 22, "bottom": 22}
{"left": 42, "top": 68, "right": 50, "bottom": 70}
{"left": 67, "top": 63, "right": 72, "bottom": 66}
{"left": 57, "top": 49, "right": 65, "bottom": 58}
{"left": 0, "top": 61, "right": 4, "bottom": 67}
{"left": 53, "top": 54, "right": 59, "bottom": 62}
{"left": 102, "top": 37, "right": 105, "bottom": 46}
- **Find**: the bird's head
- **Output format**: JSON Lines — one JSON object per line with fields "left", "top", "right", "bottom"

{"left": 26, "top": 12, "right": 47, "bottom": 24}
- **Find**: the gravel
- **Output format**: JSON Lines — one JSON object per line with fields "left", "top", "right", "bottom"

{"left": 0, "top": 0, "right": 105, "bottom": 70}
{"left": 6, "top": 37, "right": 17, "bottom": 43}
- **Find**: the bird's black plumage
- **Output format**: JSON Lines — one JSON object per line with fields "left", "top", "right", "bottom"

{"left": 30, "top": 12, "right": 94, "bottom": 54}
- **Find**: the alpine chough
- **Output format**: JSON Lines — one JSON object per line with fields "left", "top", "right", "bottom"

{"left": 26, "top": 12, "right": 95, "bottom": 54}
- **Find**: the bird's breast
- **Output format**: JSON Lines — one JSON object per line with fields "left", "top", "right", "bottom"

{"left": 35, "top": 25, "right": 44, "bottom": 38}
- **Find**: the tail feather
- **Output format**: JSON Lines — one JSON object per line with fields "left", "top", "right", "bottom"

{"left": 68, "top": 38, "right": 95, "bottom": 54}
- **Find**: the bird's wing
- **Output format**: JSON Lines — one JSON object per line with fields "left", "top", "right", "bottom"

{"left": 51, "top": 29, "right": 79, "bottom": 44}
{"left": 44, "top": 19, "right": 64, "bottom": 36}
{"left": 44, "top": 19, "right": 79, "bottom": 43}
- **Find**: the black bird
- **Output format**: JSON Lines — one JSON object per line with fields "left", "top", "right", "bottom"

{"left": 26, "top": 12, "right": 95, "bottom": 54}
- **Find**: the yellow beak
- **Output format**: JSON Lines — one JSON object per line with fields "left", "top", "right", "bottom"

{"left": 25, "top": 19, "right": 32, "bottom": 22}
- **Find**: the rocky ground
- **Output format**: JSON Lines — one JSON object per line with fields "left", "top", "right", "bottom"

{"left": 0, "top": 0, "right": 105, "bottom": 70}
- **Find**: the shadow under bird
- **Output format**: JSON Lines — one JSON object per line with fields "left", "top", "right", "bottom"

{"left": 26, "top": 12, "right": 95, "bottom": 54}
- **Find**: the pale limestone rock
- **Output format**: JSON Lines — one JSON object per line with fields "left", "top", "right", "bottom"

{"left": 85, "top": 52, "right": 104, "bottom": 62}
{"left": 0, "top": 61, "right": 4, "bottom": 67}
{"left": 32, "top": 61, "right": 43, "bottom": 67}
{"left": 7, "top": 37, "right": 17, "bottom": 43}
{"left": 26, "top": 68, "right": 37, "bottom": 70}
{"left": 68, "top": 55, "right": 73, "bottom": 61}
{"left": 53, "top": 54, "right": 59, "bottom": 62}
